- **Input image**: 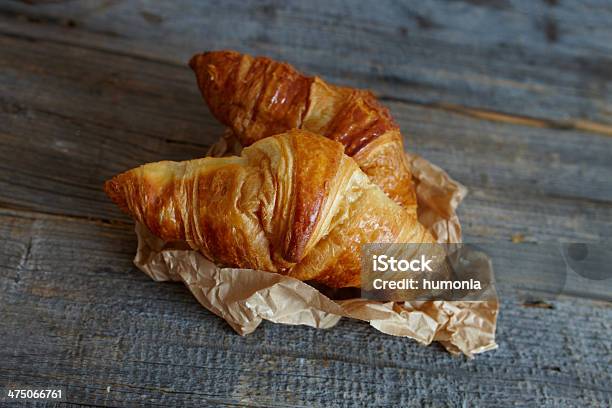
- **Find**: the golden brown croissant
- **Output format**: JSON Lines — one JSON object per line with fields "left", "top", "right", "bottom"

{"left": 189, "top": 50, "right": 417, "bottom": 213}
{"left": 105, "top": 131, "right": 433, "bottom": 288}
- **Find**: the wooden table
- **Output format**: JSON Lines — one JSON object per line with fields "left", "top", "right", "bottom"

{"left": 1, "top": 1, "right": 611, "bottom": 406}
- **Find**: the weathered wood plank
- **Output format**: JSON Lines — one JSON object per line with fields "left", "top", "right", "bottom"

{"left": 1, "top": 25, "right": 611, "bottom": 245}
{"left": 1, "top": 0, "right": 612, "bottom": 130}
{"left": 1, "top": 209, "right": 611, "bottom": 407}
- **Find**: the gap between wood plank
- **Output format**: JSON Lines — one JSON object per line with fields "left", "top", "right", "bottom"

{"left": 379, "top": 96, "right": 612, "bottom": 138}
{"left": 2, "top": 20, "right": 612, "bottom": 140}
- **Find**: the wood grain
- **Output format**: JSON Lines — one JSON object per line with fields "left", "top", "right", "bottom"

{"left": 1, "top": 208, "right": 610, "bottom": 407}
{"left": 2, "top": 0, "right": 612, "bottom": 129}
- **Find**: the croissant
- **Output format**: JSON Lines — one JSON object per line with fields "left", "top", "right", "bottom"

{"left": 189, "top": 50, "right": 417, "bottom": 213}
{"left": 105, "top": 131, "right": 433, "bottom": 288}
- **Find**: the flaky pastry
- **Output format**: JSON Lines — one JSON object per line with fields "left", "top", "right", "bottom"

{"left": 105, "top": 131, "right": 433, "bottom": 288}
{"left": 190, "top": 50, "right": 417, "bottom": 212}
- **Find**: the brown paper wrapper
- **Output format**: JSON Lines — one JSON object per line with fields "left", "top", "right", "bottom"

{"left": 133, "top": 132, "right": 498, "bottom": 357}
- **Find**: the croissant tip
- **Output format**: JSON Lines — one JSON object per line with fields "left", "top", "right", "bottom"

{"left": 189, "top": 50, "right": 239, "bottom": 71}
{"left": 188, "top": 53, "right": 203, "bottom": 70}
{"left": 104, "top": 176, "right": 129, "bottom": 214}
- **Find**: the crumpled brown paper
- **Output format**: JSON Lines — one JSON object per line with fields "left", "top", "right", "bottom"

{"left": 133, "top": 132, "right": 498, "bottom": 357}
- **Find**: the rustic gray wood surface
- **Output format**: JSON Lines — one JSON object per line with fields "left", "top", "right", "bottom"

{"left": 0, "top": 1, "right": 611, "bottom": 406}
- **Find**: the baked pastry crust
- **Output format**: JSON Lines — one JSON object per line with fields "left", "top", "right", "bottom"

{"left": 105, "top": 131, "right": 433, "bottom": 288}
{"left": 190, "top": 50, "right": 417, "bottom": 212}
